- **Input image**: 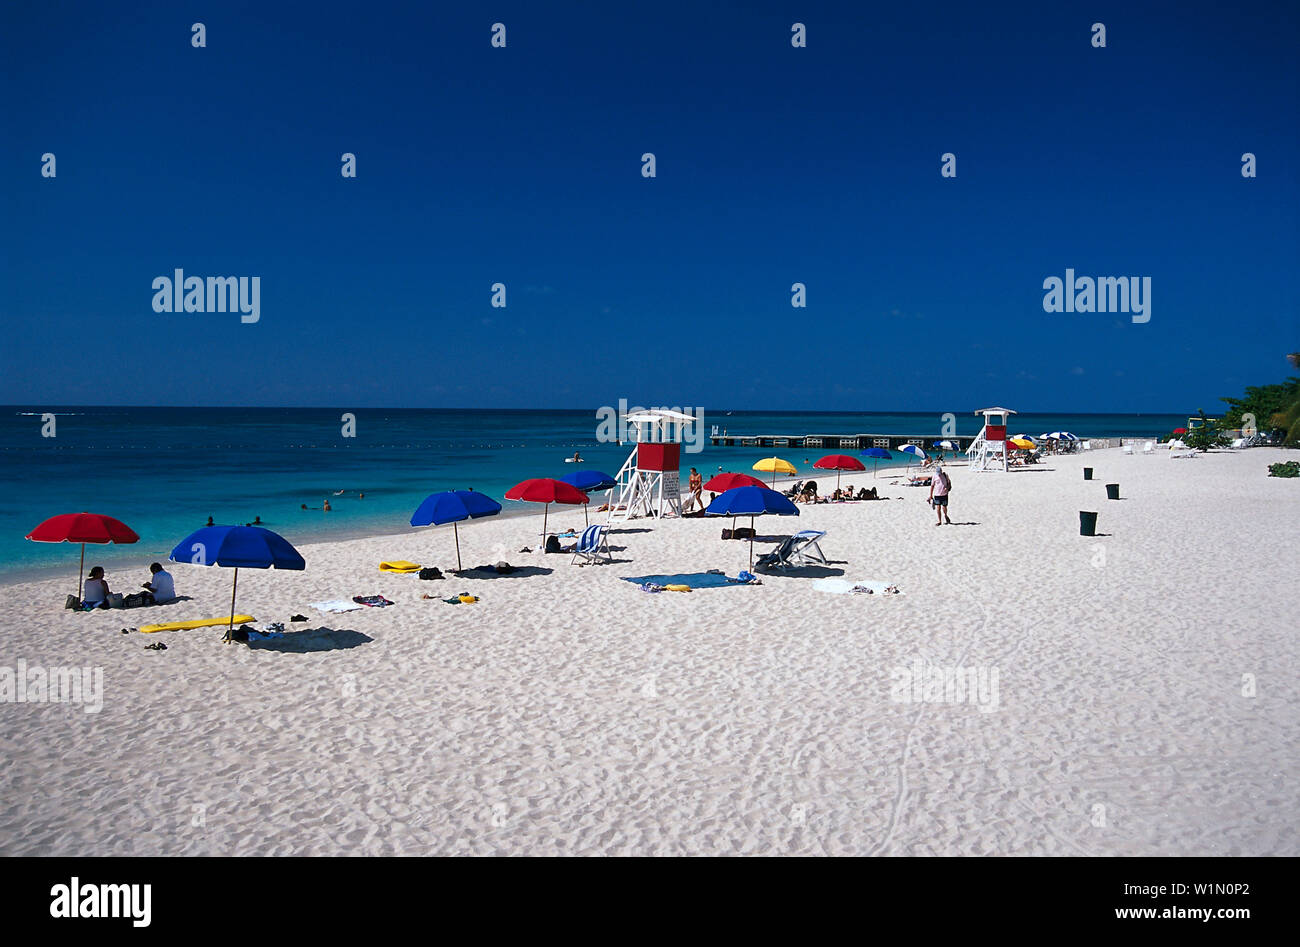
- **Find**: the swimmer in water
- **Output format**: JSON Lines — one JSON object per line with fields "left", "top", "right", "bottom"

{"left": 323, "top": 500, "right": 332, "bottom": 512}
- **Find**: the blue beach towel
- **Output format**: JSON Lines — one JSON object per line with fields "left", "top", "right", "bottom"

{"left": 623, "top": 572, "right": 752, "bottom": 590}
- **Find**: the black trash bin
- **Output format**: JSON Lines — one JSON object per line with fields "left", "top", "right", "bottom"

{"left": 1083, "top": 467, "right": 1093, "bottom": 480}
{"left": 1079, "top": 511, "right": 1098, "bottom": 536}
{"left": 1105, "top": 483, "right": 1120, "bottom": 500}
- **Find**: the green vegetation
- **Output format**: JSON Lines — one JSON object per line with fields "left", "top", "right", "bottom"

{"left": 1184, "top": 411, "right": 1230, "bottom": 451}
{"left": 1218, "top": 353, "right": 1300, "bottom": 446}
{"left": 1267, "top": 461, "right": 1299, "bottom": 478}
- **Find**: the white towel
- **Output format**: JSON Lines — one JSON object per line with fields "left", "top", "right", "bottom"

{"left": 311, "top": 599, "right": 363, "bottom": 614}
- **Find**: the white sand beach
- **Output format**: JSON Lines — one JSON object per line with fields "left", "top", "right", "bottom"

{"left": 1, "top": 447, "right": 1296, "bottom": 856}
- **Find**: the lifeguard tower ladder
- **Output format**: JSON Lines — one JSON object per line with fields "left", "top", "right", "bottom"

{"left": 966, "top": 406, "right": 1017, "bottom": 472}
{"left": 607, "top": 409, "right": 691, "bottom": 521}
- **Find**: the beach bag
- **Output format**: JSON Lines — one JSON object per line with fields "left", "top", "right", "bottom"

{"left": 721, "top": 528, "right": 733, "bottom": 540}
{"left": 123, "top": 592, "right": 152, "bottom": 608}
{"left": 106, "top": 592, "right": 126, "bottom": 609}
{"left": 418, "top": 567, "right": 443, "bottom": 580}
{"left": 544, "top": 535, "right": 562, "bottom": 554}
{"left": 65, "top": 594, "right": 78, "bottom": 610}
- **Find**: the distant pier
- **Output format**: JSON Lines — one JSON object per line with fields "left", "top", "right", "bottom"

{"left": 708, "top": 432, "right": 974, "bottom": 451}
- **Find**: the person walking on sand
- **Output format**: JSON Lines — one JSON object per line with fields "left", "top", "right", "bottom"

{"left": 929, "top": 464, "right": 952, "bottom": 525}
{"left": 684, "top": 467, "right": 704, "bottom": 511}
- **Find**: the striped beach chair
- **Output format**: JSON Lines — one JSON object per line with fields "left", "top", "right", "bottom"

{"left": 571, "top": 524, "right": 612, "bottom": 565}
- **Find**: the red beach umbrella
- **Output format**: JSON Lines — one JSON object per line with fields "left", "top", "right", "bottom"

{"left": 26, "top": 512, "right": 140, "bottom": 600}
{"left": 504, "top": 478, "right": 590, "bottom": 542}
{"left": 1172, "top": 428, "right": 1187, "bottom": 435}
{"left": 812, "top": 454, "right": 866, "bottom": 491}
{"left": 703, "top": 472, "right": 767, "bottom": 493}
{"left": 703, "top": 472, "right": 769, "bottom": 532}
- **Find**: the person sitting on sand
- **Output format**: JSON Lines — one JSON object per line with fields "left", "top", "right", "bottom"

{"left": 142, "top": 562, "right": 175, "bottom": 603}
{"left": 83, "top": 566, "right": 110, "bottom": 609}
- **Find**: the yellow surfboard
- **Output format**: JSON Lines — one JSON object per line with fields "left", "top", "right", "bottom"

{"left": 140, "top": 615, "right": 256, "bottom": 634}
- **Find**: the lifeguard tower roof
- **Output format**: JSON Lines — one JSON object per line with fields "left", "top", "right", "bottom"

{"left": 974, "top": 406, "right": 1018, "bottom": 415}
{"left": 624, "top": 409, "right": 696, "bottom": 424}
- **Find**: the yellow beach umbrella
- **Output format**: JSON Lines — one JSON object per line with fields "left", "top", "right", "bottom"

{"left": 1009, "top": 437, "right": 1035, "bottom": 450}
{"left": 752, "top": 456, "right": 796, "bottom": 485}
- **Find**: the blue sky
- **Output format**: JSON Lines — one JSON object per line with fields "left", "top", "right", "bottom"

{"left": 3, "top": 0, "right": 1297, "bottom": 412}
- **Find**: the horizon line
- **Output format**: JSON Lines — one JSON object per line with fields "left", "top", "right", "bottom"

{"left": 1, "top": 403, "right": 1195, "bottom": 416}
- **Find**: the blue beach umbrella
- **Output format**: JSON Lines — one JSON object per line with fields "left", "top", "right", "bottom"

{"left": 560, "top": 469, "right": 617, "bottom": 492}
{"left": 705, "top": 486, "right": 799, "bottom": 569}
{"left": 410, "top": 490, "right": 502, "bottom": 572}
{"left": 560, "top": 470, "right": 617, "bottom": 525}
{"left": 168, "top": 525, "right": 306, "bottom": 638}
{"left": 898, "top": 444, "right": 926, "bottom": 472}
{"left": 859, "top": 447, "right": 893, "bottom": 478}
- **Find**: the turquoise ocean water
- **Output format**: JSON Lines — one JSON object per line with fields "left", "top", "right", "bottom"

{"left": 0, "top": 407, "right": 1183, "bottom": 581}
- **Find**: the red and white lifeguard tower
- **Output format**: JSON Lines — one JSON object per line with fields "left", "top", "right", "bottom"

{"left": 966, "top": 406, "right": 1017, "bottom": 472}
{"left": 608, "top": 409, "right": 690, "bottom": 520}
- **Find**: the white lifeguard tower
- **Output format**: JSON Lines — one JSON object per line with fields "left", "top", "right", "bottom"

{"left": 607, "top": 409, "right": 691, "bottom": 521}
{"left": 966, "top": 406, "right": 1017, "bottom": 472}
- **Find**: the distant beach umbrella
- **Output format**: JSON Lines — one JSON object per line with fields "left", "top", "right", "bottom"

{"left": 752, "top": 456, "right": 797, "bottom": 485}
{"left": 410, "top": 490, "right": 503, "bottom": 571}
{"left": 168, "top": 525, "right": 305, "bottom": 639}
{"left": 897, "top": 444, "right": 926, "bottom": 473}
{"left": 26, "top": 512, "right": 140, "bottom": 600}
{"left": 505, "top": 478, "right": 589, "bottom": 541}
{"left": 859, "top": 447, "right": 893, "bottom": 478}
{"left": 812, "top": 454, "right": 866, "bottom": 491}
{"left": 560, "top": 470, "right": 617, "bottom": 525}
{"left": 1172, "top": 427, "right": 1188, "bottom": 435}
{"left": 705, "top": 486, "right": 799, "bottom": 570}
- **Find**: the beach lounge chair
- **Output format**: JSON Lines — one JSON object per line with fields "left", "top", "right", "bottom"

{"left": 1122, "top": 443, "right": 1134, "bottom": 455}
{"left": 571, "top": 524, "right": 612, "bottom": 565}
{"left": 755, "top": 530, "right": 829, "bottom": 571}
{"left": 1142, "top": 441, "right": 1155, "bottom": 455}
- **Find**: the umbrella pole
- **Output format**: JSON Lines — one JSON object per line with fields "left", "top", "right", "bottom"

{"left": 227, "top": 567, "right": 239, "bottom": 643}
{"left": 77, "top": 542, "right": 85, "bottom": 600}
{"left": 749, "top": 515, "right": 756, "bottom": 571}
{"left": 583, "top": 502, "right": 589, "bottom": 526}
{"left": 543, "top": 504, "right": 549, "bottom": 544}
{"left": 454, "top": 521, "right": 462, "bottom": 572}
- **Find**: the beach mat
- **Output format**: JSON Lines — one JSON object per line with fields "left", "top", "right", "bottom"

{"left": 812, "top": 578, "right": 902, "bottom": 595}
{"left": 311, "top": 599, "right": 364, "bottom": 614}
{"left": 141, "top": 615, "right": 255, "bottom": 634}
{"left": 622, "top": 572, "right": 746, "bottom": 590}
{"left": 379, "top": 560, "right": 422, "bottom": 573}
